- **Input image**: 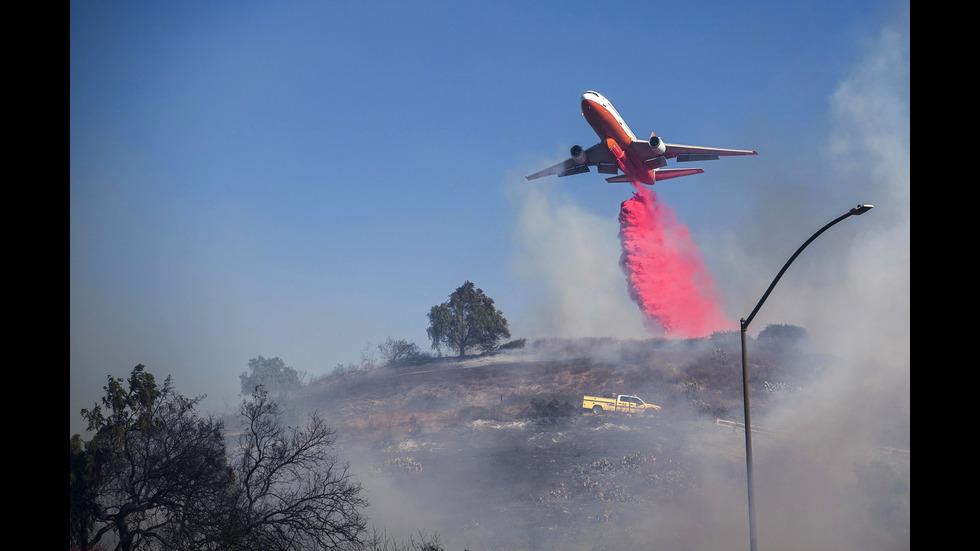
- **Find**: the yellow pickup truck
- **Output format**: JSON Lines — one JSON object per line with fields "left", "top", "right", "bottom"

{"left": 583, "top": 393, "right": 661, "bottom": 414}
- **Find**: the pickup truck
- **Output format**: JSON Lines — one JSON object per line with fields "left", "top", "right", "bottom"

{"left": 583, "top": 393, "right": 661, "bottom": 414}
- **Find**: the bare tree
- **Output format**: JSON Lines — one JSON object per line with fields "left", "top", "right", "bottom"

{"left": 362, "top": 528, "right": 444, "bottom": 551}
{"left": 71, "top": 367, "right": 370, "bottom": 551}
{"left": 377, "top": 337, "right": 425, "bottom": 367}
{"left": 228, "top": 388, "right": 368, "bottom": 550}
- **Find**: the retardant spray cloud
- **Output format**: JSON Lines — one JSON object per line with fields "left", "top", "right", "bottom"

{"left": 618, "top": 183, "right": 730, "bottom": 337}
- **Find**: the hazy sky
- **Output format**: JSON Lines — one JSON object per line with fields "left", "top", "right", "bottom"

{"left": 71, "top": 0, "right": 909, "bottom": 432}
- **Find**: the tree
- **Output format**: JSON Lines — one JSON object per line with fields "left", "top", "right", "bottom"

{"left": 239, "top": 356, "right": 302, "bottom": 397}
{"left": 758, "top": 324, "right": 809, "bottom": 352}
{"left": 377, "top": 337, "right": 425, "bottom": 367}
{"left": 70, "top": 434, "right": 98, "bottom": 549}
{"left": 227, "top": 387, "right": 368, "bottom": 550}
{"left": 426, "top": 281, "right": 510, "bottom": 357}
{"left": 70, "top": 365, "right": 233, "bottom": 551}
{"left": 71, "top": 366, "right": 370, "bottom": 551}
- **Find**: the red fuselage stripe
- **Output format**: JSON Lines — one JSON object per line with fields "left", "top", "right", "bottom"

{"left": 581, "top": 97, "right": 655, "bottom": 185}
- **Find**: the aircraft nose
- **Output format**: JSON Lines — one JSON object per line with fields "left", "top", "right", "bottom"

{"left": 581, "top": 95, "right": 597, "bottom": 114}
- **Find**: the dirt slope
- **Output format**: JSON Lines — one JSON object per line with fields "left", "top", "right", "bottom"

{"left": 294, "top": 343, "right": 753, "bottom": 549}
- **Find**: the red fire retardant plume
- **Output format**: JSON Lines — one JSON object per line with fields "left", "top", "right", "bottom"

{"left": 619, "top": 185, "right": 730, "bottom": 337}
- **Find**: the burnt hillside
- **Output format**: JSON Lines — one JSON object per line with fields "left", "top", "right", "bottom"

{"left": 297, "top": 335, "right": 822, "bottom": 436}
{"left": 291, "top": 336, "right": 905, "bottom": 550}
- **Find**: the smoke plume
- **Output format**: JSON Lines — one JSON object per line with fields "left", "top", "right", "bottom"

{"left": 618, "top": 184, "right": 730, "bottom": 337}
{"left": 508, "top": 178, "right": 648, "bottom": 340}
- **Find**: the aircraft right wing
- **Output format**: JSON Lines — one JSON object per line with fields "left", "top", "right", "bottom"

{"left": 525, "top": 143, "right": 617, "bottom": 180}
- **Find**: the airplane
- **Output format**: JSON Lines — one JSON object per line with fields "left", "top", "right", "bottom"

{"left": 526, "top": 91, "right": 757, "bottom": 186}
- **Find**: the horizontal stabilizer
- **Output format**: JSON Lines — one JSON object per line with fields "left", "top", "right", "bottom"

{"left": 654, "top": 168, "right": 705, "bottom": 181}
{"left": 606, "top": 167, "right": 705, "bottom": 184}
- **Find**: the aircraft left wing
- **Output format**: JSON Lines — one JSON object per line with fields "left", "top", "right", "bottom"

{"left": 664, "top": 143, "right": 758, "bottom": 162}
{"left": 525, "top": 143, "right": 616, "bottom": 180}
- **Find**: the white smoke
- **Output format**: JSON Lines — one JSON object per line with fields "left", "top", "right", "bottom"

{"left": 508, "top": 176, "right": 649, "bottom": 340}
{"left": 721, "top": 6, "right": 910, "bottom": 549}
{"left": 506, "top": 2, "right": 910, "bottom": 548}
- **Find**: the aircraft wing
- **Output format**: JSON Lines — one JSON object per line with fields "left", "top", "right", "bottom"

{"left": 664, "top": 143, "right": 758, "bottom": 162}
{"left": 525, "top": 143, "right": 616, "bottom": 180}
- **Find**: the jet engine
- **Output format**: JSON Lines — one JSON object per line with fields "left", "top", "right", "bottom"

{"left": 648, "top": 134, "right": 667, "bottom": 155}
{"left": 570, "top": 145, "right": 587, "bottom": 164}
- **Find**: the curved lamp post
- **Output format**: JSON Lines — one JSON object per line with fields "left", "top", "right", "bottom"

{"left": 740, "top": 204, "right": 873, "bottom": 551}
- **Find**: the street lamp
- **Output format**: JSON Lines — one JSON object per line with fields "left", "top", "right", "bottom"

{"left": 739, "top": 204, "right": 873, "bottom": 551}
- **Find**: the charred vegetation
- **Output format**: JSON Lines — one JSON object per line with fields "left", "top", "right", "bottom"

{"left": 294, "top": 331, "right": 851, "bottom": 549}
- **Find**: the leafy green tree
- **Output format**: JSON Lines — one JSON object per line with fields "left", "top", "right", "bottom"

{"left": 239, "top": 356, "right": 302, "bottom": 397}
{"left": 70, "top": 365, "right": 233, "bottom": 551}
{"left": 427, "top": 281, "right": 510, "bottom": 357}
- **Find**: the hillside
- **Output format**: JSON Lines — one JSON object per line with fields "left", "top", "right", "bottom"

{"left": 291, "top": 336, "right": 907, "bottom": 550}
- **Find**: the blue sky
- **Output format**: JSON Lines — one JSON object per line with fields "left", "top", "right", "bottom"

{"left": 71, "top": 1, "right": 909, "bottom": 430}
